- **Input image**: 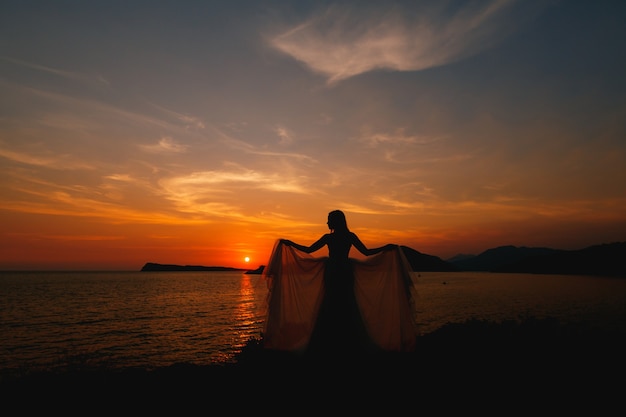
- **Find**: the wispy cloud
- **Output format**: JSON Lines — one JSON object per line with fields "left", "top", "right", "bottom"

{"left": 274, "top": 125, "right": 294, "bottom": 145}
{"left": 270, "top": 1, "right": 522, "bottom": 84}
{"left": 0, "top": 55, "right": 110, "bottom": 86}
{"left": 216, "top": 130, "right": 318, "bottom": 163}
{"left": 146, "top": 101, "right": 206, "bottom": 130}
{"left": 161, "top": 168, "right": 310, "bottom": 198}
{"left": 37, "top": 234, "right": 126, "bottom": 241}
{"left": 2, "top": 83, "right": 190, "bottom": 136}
{"left": 0, "top": 144, "right": 95, "bottom": 170}
{"left": 138, "top": 137, "right": 189, "bottom": 153}
{"left": 0, "top": 189, "right": 201, "bottom": 225}
{"left": 358, "top": 129, "right": 439, "bottom": 147}
{"left": 155, "top": 167, "right": 315, "bottom": 219}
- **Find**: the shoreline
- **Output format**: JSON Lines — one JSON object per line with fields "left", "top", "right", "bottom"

{"left": 3, "top": 317, "right": 624, "bottom": 401}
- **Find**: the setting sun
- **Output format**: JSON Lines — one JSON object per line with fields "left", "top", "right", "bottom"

{"left": 244, "top": 257, "right": 250, "bottom": 263}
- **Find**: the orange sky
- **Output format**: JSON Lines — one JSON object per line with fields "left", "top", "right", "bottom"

{"left": 1, "top": 1, "right": 625, "bottom": 270}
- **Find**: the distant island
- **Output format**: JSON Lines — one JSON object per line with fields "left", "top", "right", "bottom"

{"left": 140, "top": 262, "right": 266, "bottom": 274}
{"left": 141, "top": 262, "right": 245, "bottom": 272}
{"left": 140, "top": 241, "right": 625, "bottom": 277}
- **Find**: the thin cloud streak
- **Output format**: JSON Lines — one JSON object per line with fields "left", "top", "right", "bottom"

{"left": 0, "top": 147, "right": 88, "bottom": 170}
{"left": 139, "top": 137, "right": 189, "bottom": 153}
{"left": 0, "top": 55, "right": 110, "bottom": 86}
{"left": 160, "top": 169, "right": 311, "bottom": 199}
{"left": 1, "top": 81, "right": 202, "bottom": 138}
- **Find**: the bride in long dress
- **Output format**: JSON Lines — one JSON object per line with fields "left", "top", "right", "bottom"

{"left": 261, "top": 210, "right": 417, "bottom": 356}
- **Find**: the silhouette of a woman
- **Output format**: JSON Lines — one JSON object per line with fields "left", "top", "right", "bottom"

{"left": 280, "top": 210, "right": 397, "bottom": 354}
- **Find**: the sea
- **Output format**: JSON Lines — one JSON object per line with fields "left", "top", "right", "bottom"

{"left": 1, "top": 270, "right": 625, "bottom": 375}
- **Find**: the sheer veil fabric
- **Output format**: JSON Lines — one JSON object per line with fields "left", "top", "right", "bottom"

{"left": 261, "top": 240, "right": 418, "bottom": 353}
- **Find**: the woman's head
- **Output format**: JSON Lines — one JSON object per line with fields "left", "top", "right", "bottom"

{"left": 327, "top": 210, "right": 348, "bottom": 232}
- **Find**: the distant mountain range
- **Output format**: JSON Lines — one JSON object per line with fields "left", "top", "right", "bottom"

{"left": 141, "top": 241, "right": 625, "bottom": 277}
{"left": 402, "top": 241, "right": 625, "bottom": 277}
{"left": 399, "top": 246, "right": 457, "bottom": 272}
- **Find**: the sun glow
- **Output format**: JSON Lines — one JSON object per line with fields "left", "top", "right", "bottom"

{"left": 244, "top": 256, "right": 250, "bottom": 263}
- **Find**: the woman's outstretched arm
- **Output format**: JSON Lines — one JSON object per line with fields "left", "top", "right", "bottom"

{"left": 351, "top": 233, "right": 397, "bottom": 256}
{"left": 280, "top": 235, "right": 328, "bottom": 254}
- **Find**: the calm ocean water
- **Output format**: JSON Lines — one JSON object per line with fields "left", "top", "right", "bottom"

{"left": 1, "top": 270, "right": 625, "bottom": 374}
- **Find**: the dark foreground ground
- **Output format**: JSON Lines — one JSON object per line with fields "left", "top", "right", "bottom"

{"left": 2, "top": 317, "right": 625, "bottom": 412}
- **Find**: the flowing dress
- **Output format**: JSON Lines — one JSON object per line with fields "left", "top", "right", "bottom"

{"left": 261, "top": 240, "right": 418, "bottom": 354}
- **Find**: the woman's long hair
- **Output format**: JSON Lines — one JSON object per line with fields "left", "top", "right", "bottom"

{"left": 328, "top": 210, "right": 349, "bottom": 233}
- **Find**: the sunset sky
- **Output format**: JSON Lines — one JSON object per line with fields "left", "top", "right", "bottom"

{"left": 1, "top": 0, "right": 625, "bottom": 271}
